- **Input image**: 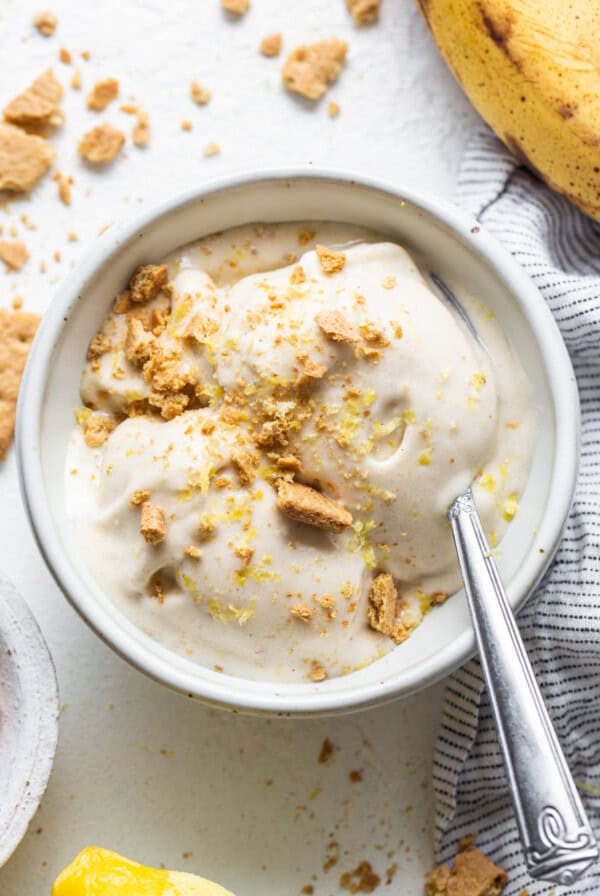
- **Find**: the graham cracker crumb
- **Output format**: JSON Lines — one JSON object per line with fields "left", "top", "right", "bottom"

{"left": 282, "top": 39, "right": 348, "bottom": 101}
{"left": 82, "top": 414, "right": 116, "bottom": 448}
{"left": 290, "top": 264, "right": 306, "bottom": 284}
{"left": 0, "top": 309, "right": 40, "bottom": 460}
{"left": 12, "top": 296, "right": 23, "bottom": 310}
{"left": 70, "top": 69, "right": 82, "bottom": 90}
{"left": 318, "top": 738, "right": 334, "bottom": 763}
{"left": 221, "top": 0, "right": 249, "bottom": 14}
{"left": 234, "top": 545, "right": 254, "bottom": 566}
{"left": 340, "top": 861, "right": 381, "bottom": 893}
{"left": 347, "top": 0, "right": 380, "bottom": 25}
{"left": 232, "top": 450, "right": 258, "bottom": 486}
{"left": 52, "top": 170, "right": 72, "bottom": 205}
{"left": 183, "top": 311, "right": 219, "bottom": 343}
{"left": 316, "top": 244, "right": 346, "bottom": 274}
{"left": 191, "top": 82, "right": 212, "bottom": 105}
{"left": 260, "top": 33, "right": 282, "bottom": 57}
{"left": 181, "top": 119, "right": 192, "bottom": 131}
{"left": 130, "top": 488, "right": 150, "bottom": 506}
{"left": 125, "top": 317, "right": 155, "bottom": 365}
{"left": 328, "top": 101, "right": 341, "bottom": 118}
{"left": 309, "top": 660, "right": 327, "bottom": 682}
{"left": 59, "top": 47, "right": 72, "bottom": 64}
{"left": 132, "top": 110, "right": 150, "bottom": 147}
{"left": 316, "top": 309, "right": 359, "bottom": 344}
{"left": 276, "top": 480, "right": 352, "bottom": 532}
{"left": 277, "top": 454, "right": 302, "bottom": 473}
{"left": 367, "top": 574, "right": 408, "bottom": 644}
{"left": 298, "top": 228, "right": 316, "bottom": 246}
{"left": 33, "top": 11, "right": 57, "bottom": 36}
{"left": 87, "top": 78, "right": 119, "bottom": 111}
{"left": 4, "top": 69, "right": 63, "bottom": 129}
{"left": 425, "top": 847, "right": 507, "bottom": 896}
{"left": 78, "top": 123, "right": 125, "bottom": 163}
{"left": 290, "top": 603, "right": 313, "bottom": 623}
{"left": 185, "top": 545, "right": 203, "bottom": 560}
{"left": 140, "top": 501, "right": 167, "bottom": 544}
{"left": 81, "top": 50, "right": 91, "bottom": 60}
{"left": 431, "top": 591, "right": 449, "bottom": 606}
{"left": 129, "top": 264, "right": 168, "bottom": 304}
{"left": 349, "top": 769, "right": 363, "bottom": 782}
{"left": 0, "top": 241, "right": 29, "bottom": 271}
{"left": 203, "top": 141, "right": 221, "bottom": 157}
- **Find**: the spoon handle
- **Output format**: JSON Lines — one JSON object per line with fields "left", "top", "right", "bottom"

{"left": 448, "top": 490, "right": 598, "bottom": 885}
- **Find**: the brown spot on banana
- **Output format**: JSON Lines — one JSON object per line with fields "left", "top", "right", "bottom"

{"left": 477, "top": 2, "right": 513, "bottom": 51}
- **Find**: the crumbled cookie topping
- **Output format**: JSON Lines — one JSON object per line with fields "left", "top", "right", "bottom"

{"left": 260, "top": 33, "right": 282, "bottom": 57}
{"left": 339, "top": 861, "right": 381, "bottom": 893}
{"left": 316, "top": 309, "right": 359, "bottom": 344}
{"left": 347, "top": 0, "right": 380, "bottom": 25}
{"left": 221, "top": 0, "right": 250, "bottom": 14}
{"left": 4, "top": 69, "right": 63, "bottom": 129}
{"left": 33, "top": 11, "right": 58, "bottom": 36}
{"left": 316, "top": 243, "right": 346, "bottom": 274}
{"left": 140, "top": 501, "right": 167, "bottom": 544}
{"left": 78, "top": 123, "right": 125, "bottom": 163}
{"left": 425, "top": 845, "right": 507, "bottom": 896}
{"left": 82, "top": 414, "right": 117, "bottom": 448}
{"left": 191, "top": 82, "right": 212, "bottom": 105}
{"left": 367, "top": 573, "right": 407, "bottom": 644}
{"left": 53, "top": 170, "right": 72, "bottom": 205}
{"left": 203, "top": 141, "right": 221, "bottom": 157}
{"left": 87, "top": 78, "right": 119, "bottom": 111}
{"left": 129, "top": 488, "right": 150, "bottom": 507}
{"left": 0, "top": 240, "right": 29, "bottom": 271}
{"left": 276, "top": 480, "right": 353, "bottom": 532}
{"left": 282, "top": 39, "right": 348, "bottom": 100}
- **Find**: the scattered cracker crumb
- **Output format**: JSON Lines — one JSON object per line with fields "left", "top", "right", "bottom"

{"left": 203, "top": 141, "right": 220, "bottom": 157}
{"left": 59, "top": 47, "right": 71, "bottom": 64}
{"left": 87, "top": 78, "right": 119, "bottom": 111}
{"left": 221, "top": 0, "right": 249, "bottom": 14}
{"left": 67, "top": 231, "right": 78, "bottom": 241}
{"left": 298, "top": 228, "right": 316, "bottom": 246}
{"left": 0, "top": 241, "right": 29, "bottom": 271}
{"left": 367, "top": 574, "right": 408, "bottom": 644}
{"left": 52, "top": 170, "right": 72, "bottom": 205}
{"left": 340, "top": 862, "right": 381, "bottom": 893}
{"left": 260, "top": 33, "right": 282, "bottom": 57}
{"left": 289, "top": 264, "right": 305, "bottom": 284}
{"left": 290, "top": 603, "right": 313, "bottom": 623}
{"left": 316, "top": 243, "right": 346, "bottom": 274}
{"left": 0, "top": 309, "right": 40, "bottom": 460}
{"left": 232, "top": 450, "right": 258, "bottom": 486}
{"left": 125, "top": 317, "right": 155, "bottom": 365}
{"left": 82, "top": 414, "right": 116, "bottom": 448}
{"left": 316, "top": 309, "right": 359, "bottom": 344}
{"left": 191, "top": 81, "right": 212, "bottom": 105}
{"left": 132, "top": 111, "right": 150, "bottom": 147}
{"left": 185, "top": 545, "right": 203, "bottom": 560}
{"left": 318, "top": 738, "right": 334, "bottom": 763}
{"left": 425, "top": 847, "right": 507, "bottom": 896}
{"left": 181, "top": 119, "right": 192, "bottom": 131}
{"left": 81, "top": 50, "right": 91, "bottom": 60}
{"left": 276, "top": 480, "right": 352, "bottom": 532}
{"left": 328, "top": 101, "right": 341, "bottom": 118}
{"left": 309, "top": 661, "right": 327, "bottom": 682}
{"left": 349, "top": 769, "right": 363, "bottom": 782}
{"left": 140, "top": 501, "right": 167, "bottom": 544}
{"left": 458, "top": 834, "right": 478, "bottom": 852}
{"left": 70, "top": 69, "right": 82, "bottom": 90}
{"left": 129, "top": 488, "right": 150, "bottom": 506}
{"left": 3, "top": 69, "right": 63, "bottom": 129}
{"left": 347, "top": 0, "right": 380, "bottom": 25}
{"left": 11, "top": 296, "right": 23, "bottom": 310}
{"left": 282, "top": 38, "right": 348, "bottom": 101}
{"left": 78, "top": 123, "right": 124, "bottom": 163}
{"left": 129, "top": 264, "right": 168, "bottom": 304}
{"left": 33, "top": 11, "right": 57, "bottom": 36}
{"left": 276, "top": 454, "right": 302, "bottom": 473}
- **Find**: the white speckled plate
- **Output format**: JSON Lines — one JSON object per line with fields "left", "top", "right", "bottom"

{"left": 0, "top": 574, "right": 59, "bottom": 869}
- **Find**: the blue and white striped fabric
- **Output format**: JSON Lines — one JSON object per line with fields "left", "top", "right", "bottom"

{"left": 433, "top": 127, "right": 600, "bottom": 895}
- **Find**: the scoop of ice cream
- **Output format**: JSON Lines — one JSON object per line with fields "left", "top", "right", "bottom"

{"left": 71, "top": 411, "right": 384, "bottom": 680}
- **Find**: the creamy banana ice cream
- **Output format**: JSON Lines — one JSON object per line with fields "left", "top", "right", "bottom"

{"left": 65, "top": 222, "right": 534, "bottom": 682}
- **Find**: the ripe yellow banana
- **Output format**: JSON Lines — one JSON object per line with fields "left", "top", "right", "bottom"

{"left": 52, "top": 847, "right": 235, "bottom": 896}
{"left": 417, "top": 0, "right": 600, "bottom": 220}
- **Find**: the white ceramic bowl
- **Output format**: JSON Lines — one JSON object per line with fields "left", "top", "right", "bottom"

{"left": 16, "top": 171, "right": 578, "bottom": 716}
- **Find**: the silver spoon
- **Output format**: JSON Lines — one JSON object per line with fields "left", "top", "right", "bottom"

{"left": 431, "top": 273, "right": 598, "bottom": 886}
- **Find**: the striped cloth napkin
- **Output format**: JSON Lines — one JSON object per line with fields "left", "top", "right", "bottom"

{"left": 432, "top": 127, "right": 600, "bottom": 895}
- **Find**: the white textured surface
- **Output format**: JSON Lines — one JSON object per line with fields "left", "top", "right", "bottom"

{"left": 0, "top": 0, "right": 478, "bottom": 893}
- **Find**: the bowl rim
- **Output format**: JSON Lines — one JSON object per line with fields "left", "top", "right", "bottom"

{"left": 16, "top": 168, "right": 580, "bottom": 716}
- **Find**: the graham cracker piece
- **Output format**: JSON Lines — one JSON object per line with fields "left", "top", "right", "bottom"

{"left": 232, "top": 450, "right": 258, "bottom": 486}
{"left": 129, "top": 488, "right": 150, "bottom": 507}
{"left": 0, "top": 126, "right": 56, "bottom": 190}
{"left": 0, "top": 308, "right": 40, "bottom": 460}
{"left": 347, "top": 0, "right": 380, "bottom": 25}
{"left": 260, "top": 33, "right": 282, "bottom": 57}
{"left": 140, "top": 501, "right": 167, "bottom": 544}
{"left": 59, "top": 47, "right": 71, "bottom": 64}
{"left": 33, "top": 11, "right": 58, "bottom": 36}
{"left": 276, "top": 480, "right": 352, "bottom": 532}
{"left": 86, "top": 78, "right": 119, "bottom": 111}
{"left": 290, "top": 604, "right": 313, "bottom": 623}
{"left": 282, "top": 39, "right": 348, "bottom": 101}
{"left": 425, "top": 847, "right": 507, "bottom": 896}
{"left": 316, "top": 244, "right": 346, "bottom": 274}
{"left": 316, "top": 309, "right": 359, "bottom": 344}
{"left": 367, "top": 573, "right": 407, "bottom": 644}
{"left": 309, "top": 661, "right": 327, "bottom": 682}
{"left": 221, "top": 0, "right": 249, "bottom": 14}
{"left": 129, "top": 264, "right": 168, "bottom": 304}
{"left": 87, "top": 332, "right": 111, "bottom": 360}
{"left": 52, "top": 170, "right": 72, "bottom": 205}
{"left": 125, "top": 317, "right": 155, "bottom": 365}
{"left": 78, "top": 123, "right": 124, "bottom": 163}
{"left": 4, "top": 69, "right": 63, "bottom": 129}
{"left": 339, "top": 861, "right": 381, "bottom": 893}
{"left": 183, "top": 311, "right": 219, "bottom": 343}
{"left": 191, "top": 82, "right": 212, "bottom": 105}
{"left": 82, "top": 413, "right": 116, "bottom": 447}
{"left": 0, "top": 241, "right": 29, "bottom": 271}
